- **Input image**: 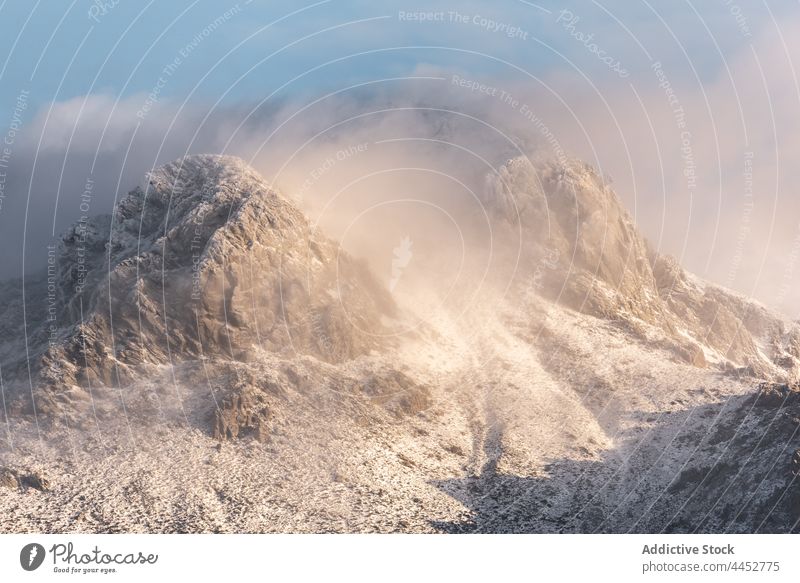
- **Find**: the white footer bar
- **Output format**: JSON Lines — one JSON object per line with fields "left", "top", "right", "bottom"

{"left": 1, "top": 534, "right": 796, "bottom": 582}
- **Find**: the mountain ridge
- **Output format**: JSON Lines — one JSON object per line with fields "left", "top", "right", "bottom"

{"left": 485, "top": 156, "right": 800, "bottom": 380}
{"left": 4, "top": 155, "right": 396, "bottom": 418}
{"left": 1, "top": 154, "right": 798, "bottom": 534}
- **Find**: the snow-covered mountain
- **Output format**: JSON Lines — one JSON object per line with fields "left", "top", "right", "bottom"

{"left": 484, "top": 157, "right": 800, "bottom": 379}
{"left": 1, "top": 155, "right": 798, "bottom": 533}
{"left": 3, "top": 155, "right": 395, "bottom": 421}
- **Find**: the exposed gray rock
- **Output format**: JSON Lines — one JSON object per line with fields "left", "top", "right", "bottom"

{"left": 485, "top": 156, "right": 800, "bottom": 380}
{"left": 2, "top": 154, "right": 799, "bottom": 534}
{"left": 2, "top": 155, "right": 395, "bottom": 417}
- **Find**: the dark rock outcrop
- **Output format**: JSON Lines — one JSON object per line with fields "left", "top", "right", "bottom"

{"left": 212, "top": 385, "right": 272, "bottom": 442}
{"left": 0, "top": 467, "right": 50, "bottom": 492}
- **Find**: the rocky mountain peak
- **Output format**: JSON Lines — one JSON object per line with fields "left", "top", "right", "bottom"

{"left": 485, "top": 156, "right": 800, "bottom": 381}
{"left": 8, "top": 155, "right": 396, "bottom": 416}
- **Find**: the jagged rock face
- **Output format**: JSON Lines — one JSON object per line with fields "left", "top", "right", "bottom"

{"left": 24, "top": 155, "right": 395, "bottom": 411}
{"left": 3, "top": 155, "right": 800, "bottom": 534}
{"left": 485, "top": 158, "right": 664, "bottom": 323}
{"left": 486, "top": 157, "right": 800, "bottom": 380}
{"left": 213, "top": 385, "right": 272, "bottom": 442}
{"left": 652, "top": 253, "right": 800, "bottom": 377}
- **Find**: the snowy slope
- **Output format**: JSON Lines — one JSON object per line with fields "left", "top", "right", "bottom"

{"left": 1, "top": 155, "right": 798, "bottom": 533}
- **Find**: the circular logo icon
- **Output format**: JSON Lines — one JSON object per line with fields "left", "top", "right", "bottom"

{"left": 20, "top": 543, "right": 46, "bottom": 571}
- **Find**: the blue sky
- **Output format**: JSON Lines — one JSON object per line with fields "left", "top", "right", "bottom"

{"left": 2, "top": 0, "right": 800, "bottom": 315}
{"left": 2, "top": 0, "right": 795, "bottom": 117}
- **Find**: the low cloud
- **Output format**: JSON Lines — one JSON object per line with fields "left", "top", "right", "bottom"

{"left": 1, "top": 12, "right": 800, "bottom": 318}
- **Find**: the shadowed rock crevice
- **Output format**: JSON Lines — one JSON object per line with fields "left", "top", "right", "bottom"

{"left": 1, "top": 466, "right": 50, "bottom": 492}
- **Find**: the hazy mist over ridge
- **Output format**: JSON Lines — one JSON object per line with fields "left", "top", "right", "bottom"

{"left": 3, "top": 14, "right": 800, "bottom": 319}
{"left": 3, "top": 1, "right": 800, "bottom": 539}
